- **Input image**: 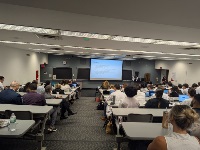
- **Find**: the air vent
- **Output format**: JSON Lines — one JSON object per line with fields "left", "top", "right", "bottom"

{"left": 35, "top": 34, "right": 62, "bottom": 40}
{"left": 50, "top": 47, "right": 63, "bottom": 51}
{"left": 182, "top": 47, "right": 200, "bottom": 50}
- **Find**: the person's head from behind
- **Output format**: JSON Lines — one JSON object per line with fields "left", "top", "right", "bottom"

{"left": 183, "top": 83, "right": 189, "bottom": 89}
{"left": 198, "top": 82, "right": 200, "bottom": 87}
{"left": 110, "top": 84, "right": 114, "bottom": 89}
{"left": 147, "top": 84, "right": 154, "bottom": 90}
{"left": 192, "top": 94, "right": 200, "bottom": 107}
{"left": 169, "top": 105, "right": 199, "bottom": 130}
{"left": 178, "top": 84, "right": 182, "bottom": 89}
{"left": 24, "top": 82, "right": 31, "bottom": 92}
{"left": 192, "top": 83, "right": 198, "bottom": 89}
{"left": 155, "top": 89, "right": 163, "bottom": 99}
{"left": 55, "top": 84, "right": 61, "bottom": 89}
{"left": 114, "top": 84, "right": 120, "bottom": 91}
{"left": 44, "top": 80, "right": 51, "bottom": 87}
{"left": 10, "top": 81, "right": 20, "bottom": 91}
{"left": 29, "top": 83, "right": 37, "bottom": 91}
{"left": 171, "top": 86, "right": 179, "bottom": 93}
{"left": 32, "top": 80, "right": 38, "bottom": 85}
{"left": 124, "top": 86, "right": 137, "bottom": 98}
{"left": 168, "top": 81, "right": 173, "bottom": 87}
{"left": 188, "top": 88, "right": 196, "bottom": 98}
{"left": 45, "top": 85, "right": 52, "bottom": 94}
{"left": 0, "top": 76, "right": 4, "bottom": 83}
{"left": 122, "top": 83, "right": 128, "bottom": 89}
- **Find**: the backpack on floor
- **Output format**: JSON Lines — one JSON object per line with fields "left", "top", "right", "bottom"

{"left": 97, "top": 101, "right": 104, "bottom": 110}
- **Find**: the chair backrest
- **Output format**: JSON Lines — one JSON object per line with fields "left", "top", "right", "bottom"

{"left": 4, "top": 110, "right": 33, "bottom": 120}
{"left": 127, "top": 113, "right": 153, "bottom": 122}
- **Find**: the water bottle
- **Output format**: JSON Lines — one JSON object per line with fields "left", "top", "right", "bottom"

{"left": 9, "top": 113, "right": 16, "bottom": 131}
{"left": 10, "top": 113, "right": 16, "bottom": 123}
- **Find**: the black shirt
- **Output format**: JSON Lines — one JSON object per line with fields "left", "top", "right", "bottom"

{"left": 145, "top": 98, "right": 169, "bottom": 108}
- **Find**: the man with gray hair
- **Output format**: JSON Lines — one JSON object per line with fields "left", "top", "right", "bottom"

{"left": 0, "top": 81, "right": 22, "bottom": 104}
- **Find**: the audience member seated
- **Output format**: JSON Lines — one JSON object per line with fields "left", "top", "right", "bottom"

{"left": 196, "top": 82, "right": 200, "bottom": 94}
{"left": 178, "top": 84, "right": 183, "bottom": 93}
{"left": 0, "top": 81, "right": 22, "bottom": 104}
{"left": 169, "top": 86, "right": 182, "bottom": 97}
{"left": 46, "top": 85, "right": 76, "bottom": 119}
{"left": 23, "top": 83, "right": 58, "bottom": 132}
{"left": 101, "top": 84, "right": 126, "bottom": 120}
{"left": 148, "top": 105, "right": 200, "bottom": 150}
{"left": 145, "top": 89, "right": 169, "bottom": 108}
{"left": 188, "top": 94, "right": 200, "bottom": 139}
{"left": 121, "top": 83, "right": 128, "bottom": 92}
{"left": 181, "top": 88, "right": 196, "bottom": 106}
{"left": 182, "top": 83, "right": 189, "bottom": 95}
{"left": 44, "top": 80, "right": 51, "bottom": 88}
{"left": 52, "top": 84, "right": 64, "bottom": 94}
{"left": 109, "top": 84, "right": 115, "bottom": 94}
{"left": 37, "top": 83, "right": 45, "bottom": 94}
{"left": 0, "top": 76, "right": 5, "bottom": 92}
{"left": 101, "top": 80, "right": 110, "bottom": 89}
{"left": 192, "top": 83, "right": 198, "bottom": 90}
{"left": 60, "top": 80, "right": 71, "bottom": 92}
{"left": 119, "top": 86, "right": 139, "bottom": 108}
{"left": 23, "top": 82, "right": 31, "bottom": 92}
{"left": 23, "top": 83, "right": 46, "bottom": 106}
{"left": 135, "top": 86, "right": 146, "bottom": 104}
{"left": 167, "top": 81, "right": 173, "bottom": 89}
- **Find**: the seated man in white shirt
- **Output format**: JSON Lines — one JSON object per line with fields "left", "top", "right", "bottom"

{"left": 196, "top": 82, "right": 200, "bottom": 94}
{"left": 182, "top": 83, "right": 189, "bottom": 95}
{"left": 101, "top": 84, "right": 126, "bottom": 120}
{"left": 119, "top": 86, "right": 139, "bottom": 108}
{"left": 0, "top": 76, "right": 5, "bottom": 92}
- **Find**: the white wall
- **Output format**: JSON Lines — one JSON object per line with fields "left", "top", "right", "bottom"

{"left": 155, "top": 60, "right": 200, "bottom": 86}
{"left": 0, "top": 45, "right": 48, "bottom": 86}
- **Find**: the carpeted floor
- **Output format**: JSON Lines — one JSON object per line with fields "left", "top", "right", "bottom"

{"left": 0, "top": 97, "right": 128, "bottom": 150}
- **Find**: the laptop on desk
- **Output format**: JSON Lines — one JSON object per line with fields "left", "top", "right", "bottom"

{"left": 179, "top": 95, "right": 189, "bottom": 102}
{"left": 103, "top": 90, "right": 110, "bottom": 95}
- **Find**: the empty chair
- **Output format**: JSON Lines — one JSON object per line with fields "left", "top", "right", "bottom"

{"left": 127, "top": 113, "right": 153, "bottom": 122}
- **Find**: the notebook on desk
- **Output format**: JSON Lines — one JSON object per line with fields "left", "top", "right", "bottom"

{"left": 179, "top": 95, "right": 189, "bottom": 102}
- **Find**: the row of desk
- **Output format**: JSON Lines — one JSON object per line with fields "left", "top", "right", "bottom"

{"left": 0, "top": 104, "right": 53, "bottom": 150}
{"left": 0, "top": 87, "right": 80, "bottom": 150}
{"left": 111, "top": 107, "right": 171, "bottom": 150}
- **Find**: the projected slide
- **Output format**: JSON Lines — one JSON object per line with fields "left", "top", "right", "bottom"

{"left": 90, "top": 59, "right": 123, "bottom": 80}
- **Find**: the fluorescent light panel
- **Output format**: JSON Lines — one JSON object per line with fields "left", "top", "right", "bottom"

{"left": 1, "top": 40, "right": 200, "bottom": 58}
{"left": 0, "top": 23, "right": 199, "bottom": 47}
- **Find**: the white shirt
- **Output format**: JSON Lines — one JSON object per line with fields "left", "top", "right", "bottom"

{"left": 182, "top": 88, "right": 189, "bottom": 95}
{"left": 0, "top": 82, "right": 4, "bottom": 92}
{"left": 119, "top": 97, "right": 139, "bottom": 108}
{"left": 61, "top": 84, "right": 71, "bottom": 92}
{"left": 164, "top": 132, "right": 200, "bottom": 150}
{"left": 135, "top": 90, "right": 145, "bottom": 103}
{"left": 106, "top": 90, "right": 126, "bottom": 105}
{"left": 196, "top": 87, "right": 200, "bottom": 94}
